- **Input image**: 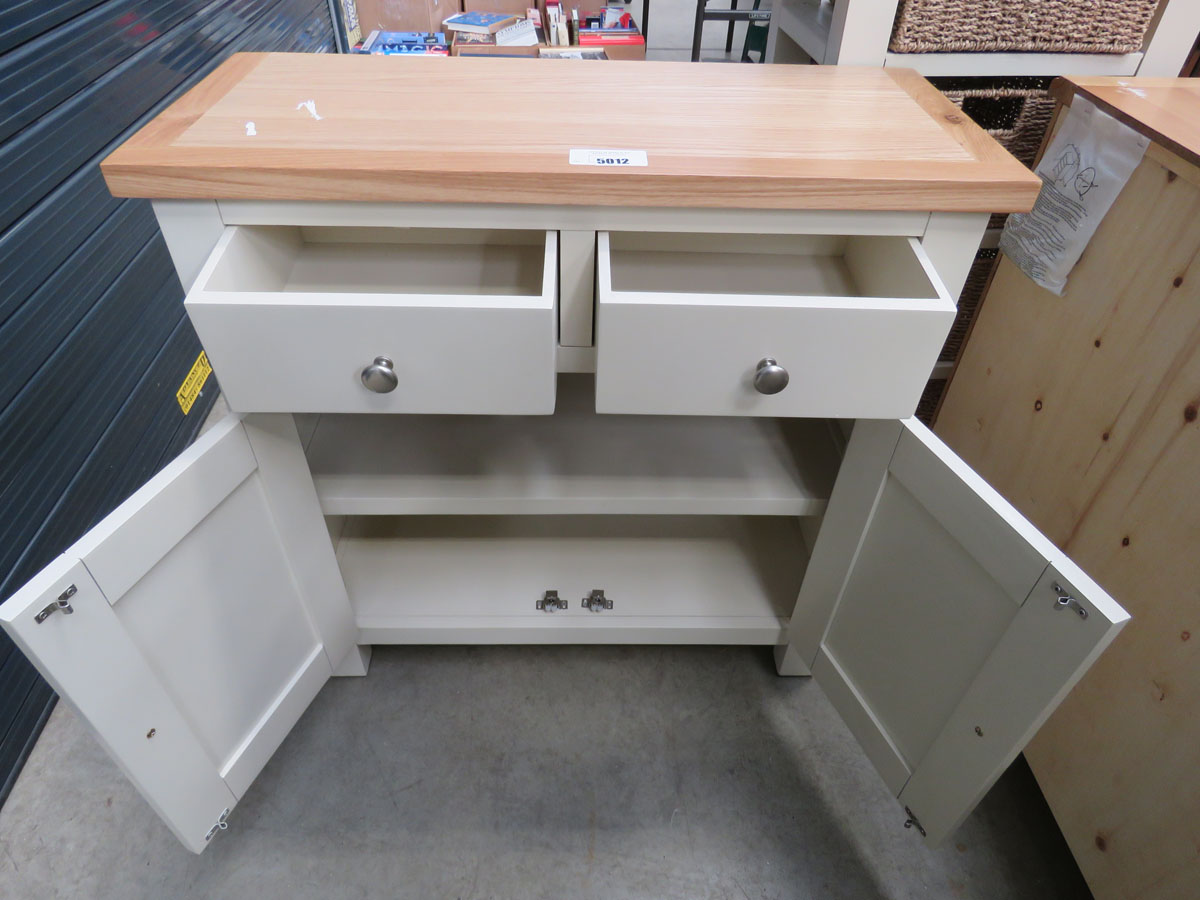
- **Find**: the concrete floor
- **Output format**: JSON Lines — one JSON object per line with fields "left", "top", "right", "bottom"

{"left": 1, "top": 645, "right": 1090, "bottom": 899}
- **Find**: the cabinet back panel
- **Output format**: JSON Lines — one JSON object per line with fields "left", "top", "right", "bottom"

{"left": 607, "top": 233, "right": 940, "bottom": 301}
{"left": 338, "top": 515, "right": 808, "bottom": 625}
{"left": 203, "top": 225, "right": 547, "bottom": 297}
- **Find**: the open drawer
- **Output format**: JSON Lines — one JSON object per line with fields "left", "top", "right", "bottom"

{"left": 185, "top": 226, "right": 557, "bottom": 414}
{"left": 595, "top": 232, "right": 956, "bottom": 418}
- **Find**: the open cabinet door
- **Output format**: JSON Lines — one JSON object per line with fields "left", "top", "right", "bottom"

{"left": 788, "top": 418, "right": 1128, "bottom": 846}
{"left": 0, "top": 415, "right": 355, "bottom": 853}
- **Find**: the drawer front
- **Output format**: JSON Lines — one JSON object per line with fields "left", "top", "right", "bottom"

{"left": 185, "top": 227, "right": 557, "bottom": 414}
{"left": 594, "top": 232, "right": 957, "bottom": 418}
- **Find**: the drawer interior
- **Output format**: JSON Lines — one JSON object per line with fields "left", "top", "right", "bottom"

{"left": 201, "top": 226, "right": 548, "bottom": 297}
{"left": 605, "top": 232, "right": 944, "bottom": 301}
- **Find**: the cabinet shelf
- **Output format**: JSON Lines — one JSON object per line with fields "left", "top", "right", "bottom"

{"left": 305, "top": 376, "right": 842, "bottom": 516}
{"left": 336, "top": 515, "right": 807, "bottom": 644}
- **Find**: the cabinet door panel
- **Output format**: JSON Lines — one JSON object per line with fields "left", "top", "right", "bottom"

{"left": 0, "top": 416, "right": 345, "bottom": 852}
{"left": 792, "top": 418, "right": 1128, "bottom": 845}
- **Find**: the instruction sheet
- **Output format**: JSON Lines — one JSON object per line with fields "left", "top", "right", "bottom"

{"left": 1000, "top": 96, "right": 1149, "bottom": 295}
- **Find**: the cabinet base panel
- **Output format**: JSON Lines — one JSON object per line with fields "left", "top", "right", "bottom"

{"left": 331, "top": 644, "right": 371, "bottom": 676}
{"left": 357, "top": 619, "right": 786, "bottom": 645}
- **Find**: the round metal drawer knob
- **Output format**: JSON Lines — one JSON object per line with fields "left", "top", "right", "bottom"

{"left": 360, "top": 356, "right": 398, "bottom": 394}
{"left": 753, "top": 357, "right": 789, "bottom": 395}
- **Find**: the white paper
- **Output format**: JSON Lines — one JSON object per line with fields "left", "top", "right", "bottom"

{"left": 568, "top": 149, "right": 648, "bottom": 167}
{"left": 999, "top": 97, "right": 1149, "bottom": 295}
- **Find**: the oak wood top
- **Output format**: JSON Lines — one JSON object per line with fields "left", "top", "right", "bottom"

{"left": 1051, "top": 76, "right": 1200, "bottom": 171}
{"left": 101, "top": 53, "right": 1040, "bottom": 211}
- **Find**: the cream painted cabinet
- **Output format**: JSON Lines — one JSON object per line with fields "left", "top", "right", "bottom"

{"left": 0, "top": 54, "right": 1129, "bottom": 857}
{"left": 0, "top": 415, "right": 355, "bottom": 852}
{"left": 0, "top": 310, "right": 1127, "bottom": 851}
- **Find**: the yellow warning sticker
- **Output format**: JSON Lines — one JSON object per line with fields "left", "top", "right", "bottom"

{"left": 176, "top": 351, "right": 212, "bottom": 415}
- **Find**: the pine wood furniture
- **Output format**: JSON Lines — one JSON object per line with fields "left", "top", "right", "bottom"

{"left": 0, "top": 54, "right": 1129, "bottom": 857}
{"left": 936, "top": 75, "right": 1200, "bottom": 900}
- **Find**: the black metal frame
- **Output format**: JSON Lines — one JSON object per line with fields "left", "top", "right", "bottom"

{"left": 691, "top": 0, "right": 771, "bottom": 62}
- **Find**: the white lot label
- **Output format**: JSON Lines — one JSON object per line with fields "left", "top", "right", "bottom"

{"left": 569, "top": 149, "right": 648, "bottom": 167}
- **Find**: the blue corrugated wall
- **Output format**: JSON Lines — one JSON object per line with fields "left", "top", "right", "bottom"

{"left": 0, "top": 0, "right": 335, "bottom": 807}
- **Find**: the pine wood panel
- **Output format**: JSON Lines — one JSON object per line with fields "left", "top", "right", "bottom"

{"left": 936, "top": 126, "right": 1200, "bottom": 899}
{"left": 100, "top": 53, "right": 1040, "bottom": 211}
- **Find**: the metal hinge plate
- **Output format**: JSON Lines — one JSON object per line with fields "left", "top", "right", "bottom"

{"left": 536, "top": 590, "right": 568, "bottom": 612}
{"left": 903, "top": 806, "right": 926, "bottom": 837}
{"left": 581, "top": 589, "right": 612, "bottom": 613}
{"left": 205, "top": 808, "right": 230, "bottom": 842}
{"left": 1052, "top": 582, "right": 1089, "bottom": 620}
{"left": 35, "top": 585, "right": 77, "bottom": 624}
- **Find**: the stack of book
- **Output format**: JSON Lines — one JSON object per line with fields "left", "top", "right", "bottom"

{"left": 575, "top": 7, "right": 644, "bottom": 55}
{"left": 356, "top": 30, "right": 449, "bottom": 55}
{"left": 544, "top": 1, "right": 572, "bottom": 47}
{"left": 449, "top": 8, "right": 547, "bottom": 56}
{"left": 442, "top": 11, "right": 519, "bottom": 36}
{"left": 442, "top": 5, "right": 644, "bottom": 60}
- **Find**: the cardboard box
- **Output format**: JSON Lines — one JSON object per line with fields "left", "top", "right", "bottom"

{"left": 357, "top": 0, "right": 461, "bottom": 34}
{"left": 451, "top": 33, "right": 543, "bottom": 55}
{"left": 580, "top": 40, "right": 643, "bottom": 60}
{"left": 461, "top": 0, "right": 545, "bottom": 17}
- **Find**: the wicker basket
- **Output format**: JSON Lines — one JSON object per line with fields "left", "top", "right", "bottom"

{"left": 933, "top": 77, "right": 1056, "bottom": 167}
{"left": 890, "top": 0, "right": 1163, "bottom": 54}
{"left": 918, "top": 247, "right": 1002, "bottom": 426}
{"left": 939, "top": 248, "right": 999, "bottom": 364}
{"left": 933, "top": 77, "right": 1057, "bottom": 227}
{"left": 915, "top": 378, "right": 949, "bottom": 425}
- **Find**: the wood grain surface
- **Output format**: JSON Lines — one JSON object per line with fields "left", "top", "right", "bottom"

{"left": 936, "top": 93, "right": 1200, "bottom": 900}
{"left": 100, "top": 53, "right": 1040, "bottom": 210}
{"left": 1052, "top": 76, "right": 1200, "bottom": 171}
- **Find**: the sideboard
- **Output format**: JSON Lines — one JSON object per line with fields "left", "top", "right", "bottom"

{"left": 0, "top": 54, "right": 1128, "bottom": 855}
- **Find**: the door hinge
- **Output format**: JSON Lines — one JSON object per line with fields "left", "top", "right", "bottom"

{"left": 903, "top": 806, "right": 926, "bottom": 837}
{"left": 1052, "top": 582, "right": 1089, "bottom": 620}
{"left": 205, "top": 808, "right": 230, "bottom": 842}
{"left": 581, "top": 589, "right": 612, "bottom": 613}
{"left": 35, "top": 585, "right": 77, "bottom": 624}
{"left": 536, "top": 590, "right": 568, "bottom": 612}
